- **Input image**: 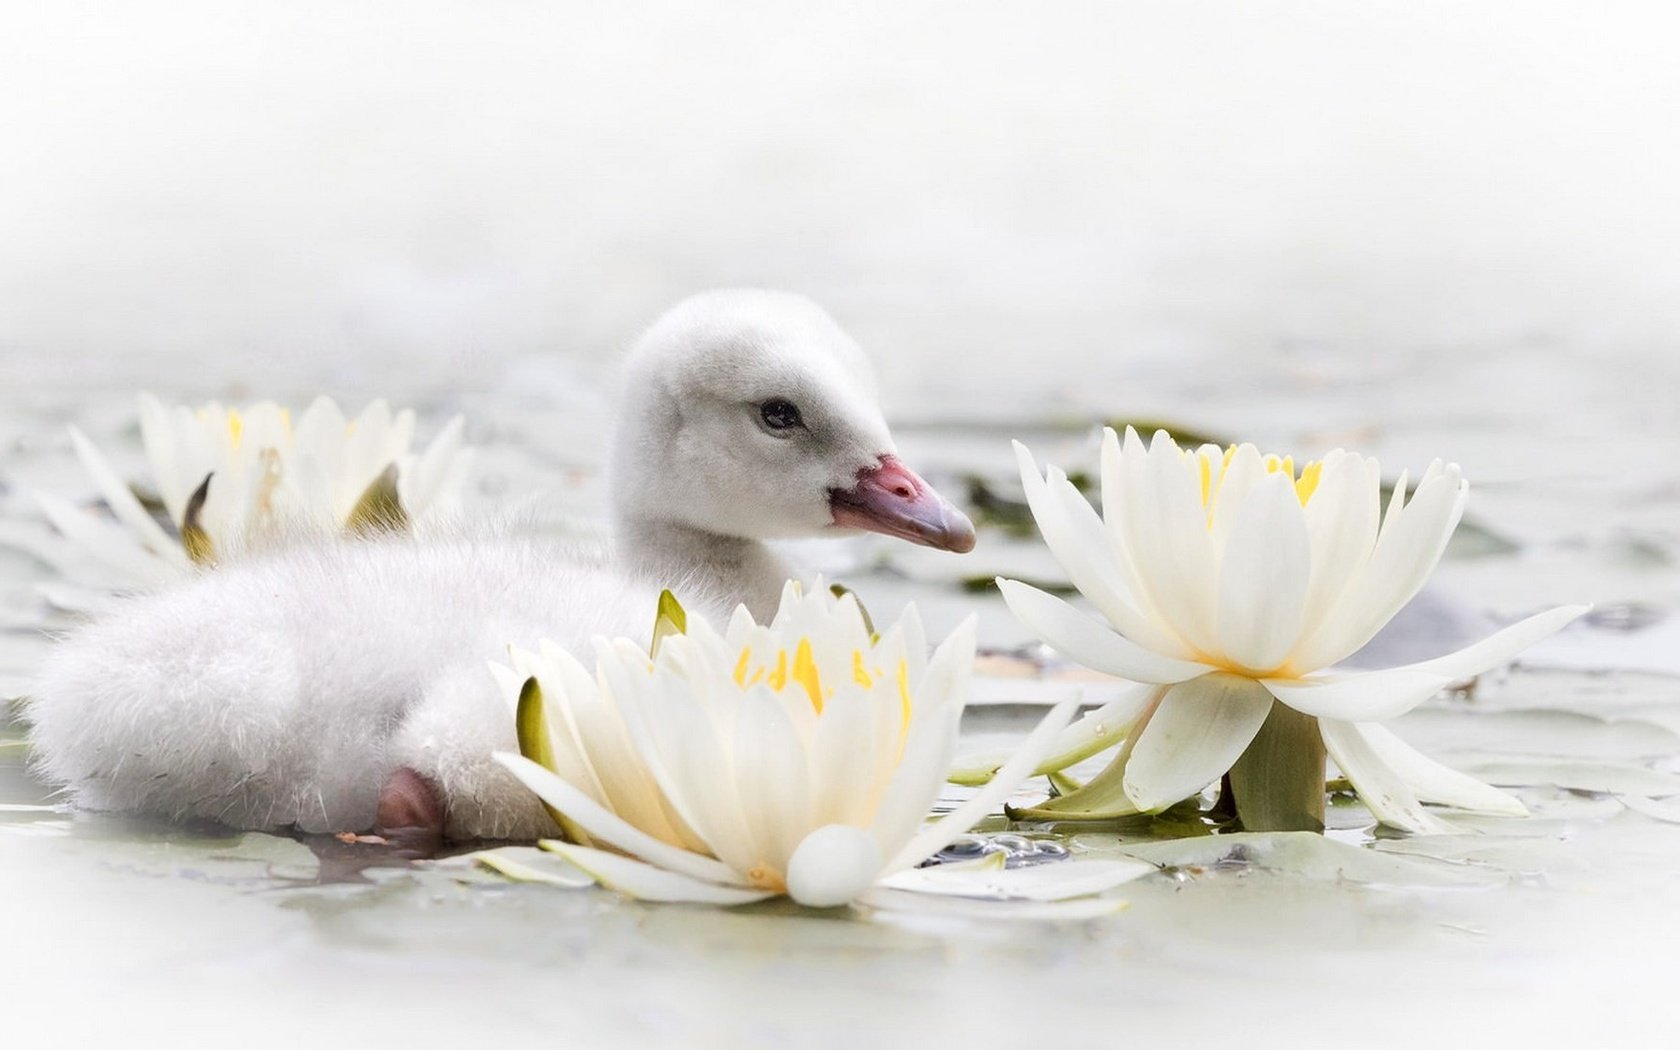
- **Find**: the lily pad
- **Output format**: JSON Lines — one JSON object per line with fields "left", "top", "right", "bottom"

{"left": 1111, "top": 831, "right": 1512, "bottom": 888}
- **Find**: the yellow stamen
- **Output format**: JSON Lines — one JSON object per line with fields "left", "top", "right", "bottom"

{"left": 1295, "top": 460, "right": 1322, "bottom": 505}
{"left": 767, "top": 649, "right": 788, "bottom": 692}
{"left": 227, "top": 410, "right": 244, "bottom": 449}
{"left": 733, "top": 647, "right": 753, "bottom": 688}
{"left": 791, "top": 639, "right": 824, "bottom": 713}
{"left": 1198, "top": 454, "right": 1212, "bottom": 505}
{"left": 853, "top": 651, "right": 873, "bottom": 689}
{"left": 896, "top": 660, "right": 912, "bottom": 729}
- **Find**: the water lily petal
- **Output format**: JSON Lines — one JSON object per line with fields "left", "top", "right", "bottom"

{"left": 1319, "top": 719, "right": 1457, "bottom": 834}
{"left": 733, "top": 683, "right": 814, "bottom": 871}
{"left": 1123, "top": 430, "right": 1219, "bottom": 654}
{"left": 473, "top": 845, "right": 594, "bottom": 887}
{"left": 137, "top": 393, "right": 190, "bottom": 522}
{"left": 785, "top": 824, "right": 883, "bottom": 907}
{"left": 542, "top": 841, "right": 775, "bottom": 905}
{"left": 1007, "top": 716, "right": 1147, "bottom": 820}
{"left": 33, "top": 492, "right": 177, "bottom": 586}
{"left": 997, "top": 579, "right": 1210, "bottom": 684}
{"left": 1215, "top": 471, "right": 1311, "bottom": 672}
{"left": 879, "top": 857, "right": 1155, "bottom": 901}
{"left": 619, "top": 671, "right": 761, "bottom": 873}
{"left": 888, "top": 697, "right": 1082, "bottom": 872}
{"left": 1297, "top": 451, "right": 1381, "bottom": 637}
{"left": 1391, "top": 605, "right": 1590, "bottom": 681}
{"left": 1262, "top": 668, "right": 1451, "bottom": 721}
{"left": 869, "top": 703, "right": 963, "bottom": 855}
{"left": 68, "top": 427, "right": 188, "bottom": 562}
{"left": 869, "top": 625, "right": 974, "bottom": 855}
{"left": 1294, "top": 469, "right": 1466, "bottom": 670}
{"left": 402, "top": 415, "right": 466, "bottom": 514}
{"left": 947, "top": 683, "right": 1160, "bottom": 785}
{"left": 1123, "top": 673, "right": 1272, "bottom": 812}
{"left": 807, "top": 668, "right": 877, "bottom": 824}
{"left": 1015, "top": 442, "right": 1186, "bottom": 657}
{"left": 1206, "top": 442, "right": 1266, "bottom": 547}
{"left": 493, "top": 752, "right": 746, "bottom": 887}
{"left": 1352, "top": 724, "right": 1526, "bottom": 816}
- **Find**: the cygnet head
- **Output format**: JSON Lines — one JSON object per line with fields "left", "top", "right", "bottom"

{"left": 609, "top": 289, "right": 975, "bottom": 555}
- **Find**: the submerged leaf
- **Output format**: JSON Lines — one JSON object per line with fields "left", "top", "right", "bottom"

{"left": 346, "top": 463, "right": 411, "bottom": 534}
{"left": 1105, "top": 418, "right": 1230, "bottom": 451}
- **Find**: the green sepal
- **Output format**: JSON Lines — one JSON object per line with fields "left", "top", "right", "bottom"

{"left": 346, "top": 463, "right": 411, "bottom": 535}
{"left": 828, "top": 583, "right": 877, "bottom": 639}
{"left": 1226, "top": 701, "right": 1326, "bottom": 833}
{"left": 180, "top": 472, "right": 216, "bottom": 565}
{"left": 651, "top": 589, "right": 687, "bottom": 657}
{"left": 514, "top": 676, "right": 591, "bottom": 846}
{"left": 1047, "top": 770, "right": 1084, "bottom": 797}
{"left": 1005, "top": 733, "right": 1143, "bottom": 821}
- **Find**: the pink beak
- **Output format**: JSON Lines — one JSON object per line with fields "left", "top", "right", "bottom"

{"left": 830, "top": 456, "right": 977, "bottom": 553}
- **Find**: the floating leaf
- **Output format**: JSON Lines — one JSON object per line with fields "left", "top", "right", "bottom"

{"left": 962, "top": 475, "right": 1039, "bottom": 537}
{"left": 1451, "top": 756, "right": 1680, "bottom": 797}
{"left": 346, "top": 463, "right": 410, "bottom": 534}
{"left": 1618, "top": 795, "right": 1680, "bottom": 824}
{"left": 961, "top": 574, "right": 1077, "bottom": 595}
{"left": 1005, "top": 731, "right": 1145, "bottom": 821}
{"left": 180, "top": 473, "right": 216, "bottom": 565}
{"left": 879, "top": 857, "right": 1152, "bottom": 901}
{"left": 1116, "top": 831, "right": 1510, "bottom": 888}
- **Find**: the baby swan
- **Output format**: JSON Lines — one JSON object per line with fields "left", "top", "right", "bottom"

{"left": 27, "top": 290, "right": 975, "bottom": 850}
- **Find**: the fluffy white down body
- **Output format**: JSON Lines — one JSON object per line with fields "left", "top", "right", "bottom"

{"left": 25, "top": 290, "right": 977, "bottom": 842}
{"left": 29, "top": 535, "right": 730, "bottom": 841}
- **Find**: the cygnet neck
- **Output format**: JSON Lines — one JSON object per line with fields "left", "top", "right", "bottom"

{"left": 613, "top": 515, "right": 790, "bottom": 622}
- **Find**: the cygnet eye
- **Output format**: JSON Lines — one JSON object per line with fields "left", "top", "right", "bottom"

{"left": 759, "top": 398, "right": 804, "bottom": 432}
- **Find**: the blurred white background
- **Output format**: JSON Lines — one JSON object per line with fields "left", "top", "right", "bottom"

{"left": 2, "top": 1, "right": 1677, "bottom": 418}
{"left": 4, "top": 13, "right": 1680, "bottom": 1042}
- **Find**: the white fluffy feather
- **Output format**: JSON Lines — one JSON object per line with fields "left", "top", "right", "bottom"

{"left": 26, "top": 289, "right": 921, "bottom": 841}
{"left": 28, "top": 534, "right": 732, "bottom": 840}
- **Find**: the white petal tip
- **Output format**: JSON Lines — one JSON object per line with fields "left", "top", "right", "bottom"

{"left": 786, "top": 825, "right": 882, "bottom": 908}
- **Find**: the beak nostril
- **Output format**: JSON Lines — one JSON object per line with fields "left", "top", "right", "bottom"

{"left": 893, "top": 486, "right": 912, "bottom": 499}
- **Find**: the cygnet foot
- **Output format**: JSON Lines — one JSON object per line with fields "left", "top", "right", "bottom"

{"left": 374, "top": 766, "right": 446, "bottom": 858}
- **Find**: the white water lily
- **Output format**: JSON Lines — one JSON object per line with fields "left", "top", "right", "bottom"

{"left": 494, "top": 583, "right": 1149, "bottom": 909}
{"left": 36, "top": 394, "right": 469, "bottom": 590}
{"left": 990, "top": 428, "right": 1588, "bottom": 834}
